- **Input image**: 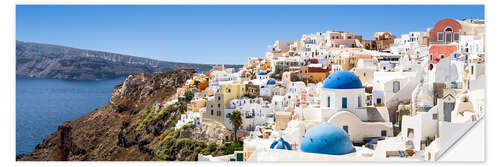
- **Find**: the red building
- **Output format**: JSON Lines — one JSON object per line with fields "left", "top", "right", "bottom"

{"left": 428, "top": 18, "right": 462, "bottom": 45}
{"left": 426, "top": 18, "right": 463, "bottom": 64}
{"left": 429, "top": 45, "right": 458, "bottom": 64}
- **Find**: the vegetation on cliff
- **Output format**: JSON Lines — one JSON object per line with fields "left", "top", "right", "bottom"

{"left": 17, "top": 69, "right": 234, "bottom": 161}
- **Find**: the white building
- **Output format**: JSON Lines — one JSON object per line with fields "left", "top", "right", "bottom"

{"left": 401, "top": 106, "right": 439, "bottom": 151}
{"left": 225, "top": 98, "right": 274, "bottom": 131}
{"left": 175, "top": 112, "right": 201, "bottom": 130}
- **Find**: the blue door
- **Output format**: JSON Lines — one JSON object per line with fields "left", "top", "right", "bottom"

{"left": 342, "top": 97, "right": 347, "bottom": 108}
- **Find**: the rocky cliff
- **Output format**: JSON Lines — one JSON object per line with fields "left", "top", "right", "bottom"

{"left": 17, "top": 69, "right": 231, "bottom": 161}
{"left": 16, "top": 41, "right": 241, "bottom": 80}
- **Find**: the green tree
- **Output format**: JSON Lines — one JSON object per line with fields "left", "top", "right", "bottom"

{"left": 271, "top": 64, "right": 284, "bottom": 79}
{"left": 179, "top": 102, "right": 187, "bottom": 113}
{"left": 291, "top": 75, "right": 301, "bottom": 82}
{"left": 184, "top": 91, "right": 194, "bottom": 102}
{"left": 229, "top": 110, "right": 243, "bottom": 141}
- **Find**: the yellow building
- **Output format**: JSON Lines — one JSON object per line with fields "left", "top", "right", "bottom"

{"left": 306, "top": 64, "right": 328, "bottom": 83}
{"left": 307, "top": 72, "right": 328, "bottom": 83}
{"left": 219, "top": 83, "right": 246, "bottom": 108}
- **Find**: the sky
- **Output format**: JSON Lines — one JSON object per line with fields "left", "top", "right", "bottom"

{"left": 16, "top": 5, "right": 484, "bottom": 64}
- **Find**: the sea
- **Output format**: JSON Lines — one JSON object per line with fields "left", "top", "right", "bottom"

{"left": 16, "top": 76, "right": 126, "bottom": 155}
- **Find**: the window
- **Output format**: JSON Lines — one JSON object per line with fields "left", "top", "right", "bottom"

{"left": 437, "top": 32, "right": 444, "bottom": 41}
{"left": 381, "top": 130, "right": 387, "bottom": 137}
{"left": 342, "top": 97, "right": 347, "bottom": 108}
{"left": 393, "top": 81, "right": 400, "bottom": 93}
{"left": 218, "top": 104, "right": 220, "bottom": 108}
{"left": 407, "top": 128, "right": 414, "bottom": 139}
{"left": 377, "top": 98, "right": 382, "bottom": 105}
{"left": 228, "top": 88, "right": 231, "bottom": 93}
{"left": 440, "top": 54, "right": 445, "bottom": 59}
{"left": 343, "top": 126, "right": 349, "bottom": 133}
{"left": 433, "top": 113, "right": 438, "bottom": 120}
{"left": 358, "top": 96, "right": 362, "bottom": 107}
{"left": 211, "top": 110, "right": 214, "bottom": 115}
{"left": 327, "top": 96, "right": 331, "bottom": 107}
{"left": 454, "top": 32, "right": 459, "bottom": 41}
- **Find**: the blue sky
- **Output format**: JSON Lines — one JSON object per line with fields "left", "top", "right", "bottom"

{"left": 16, "top": 5, "right": 484, "bottom": 64}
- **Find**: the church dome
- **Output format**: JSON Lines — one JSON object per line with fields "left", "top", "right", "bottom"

{"left": 300, "top": 123, "right": 355, "bottom": 155}
{"left": 322, "top": 71, "right": 363, "bottom": 89}
{"left": 270, "top": 137, "right": 292, "bottom": 150}
{"left": 257, "top": 71, "right": 266, "bottom": 75}
{"left": 267, "top": 79, "right": 276, "bottom": 85}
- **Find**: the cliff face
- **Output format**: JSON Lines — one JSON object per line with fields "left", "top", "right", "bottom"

{"left": 16, "top": 41, "right": 241, "bottom": 80}
{"left": 17, "top": 68, "right": 207, "bottom": 161}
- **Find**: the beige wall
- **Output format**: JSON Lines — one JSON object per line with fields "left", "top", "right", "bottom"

{"left": 354, "top": 69, "right": 375, "bottom": 84}
{"left": 328, "top": 111, "right": 393, "bottom": 143}
{"left": 275, "top": 112, "right": 292, "bottom": 130}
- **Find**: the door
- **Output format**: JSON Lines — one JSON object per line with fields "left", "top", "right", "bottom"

{"left": 444, "top": 102, "right": 455, "bottom": 122}
{"left": 446, "top": 32, "right": 452, "bottom": 42}
{"left": 342, "top": 97, "right": 347, "bottom": 108}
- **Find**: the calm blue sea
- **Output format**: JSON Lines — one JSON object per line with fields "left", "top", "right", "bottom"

{"left": 16, "top": 76, "right": 126, "bottom": 155}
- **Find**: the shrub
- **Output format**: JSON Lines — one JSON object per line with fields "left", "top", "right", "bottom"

{"left": 395, "top": 108, "right": 411, "bottom": 135}
{"left": 184, "top": 91, "right": 194, "bottom": 102}
{"left": 223, "top": 141, "right": 243, "bottom": 155}
{"left": 136, "top": 102, "right": 183, "bottom": 132}
{"left": 135, "top": 105, "right": 155, "bottom": 132}
{"left": 291, "top": 75, "right": 301, "bottom": 82}
{"left": 156, "top": 132, "right": 209, "bottom": 161}
{"left": 426, "top": 136, "right": 436, "bottom": 146}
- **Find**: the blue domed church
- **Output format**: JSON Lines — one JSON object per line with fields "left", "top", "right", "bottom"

{"left": 308, "top": 70, "right": 393, "bottom": 143}
{"left": 319, "top": 71, "right": 365, "bottom": 121}
{"left": 300, "top": 123, "right": 355, "bottom": 155}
